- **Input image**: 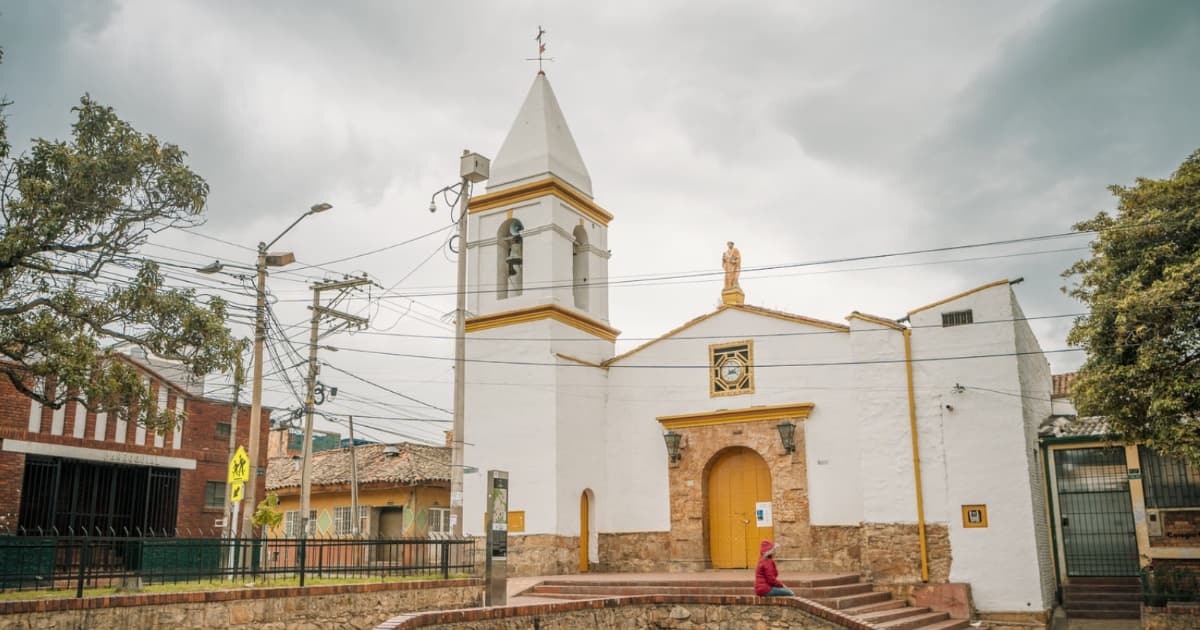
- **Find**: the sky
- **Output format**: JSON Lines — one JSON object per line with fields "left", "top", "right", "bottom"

{"left": 2, "top": 0, "right": 1199, "bottom": 446}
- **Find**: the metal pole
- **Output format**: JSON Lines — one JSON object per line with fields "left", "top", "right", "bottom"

{"left": 298, "top": 283, "right": 322, "bottom": 559}
{"left": 240, "top": 246, "right": 268, "bottom": 547}
{"left": 451, "top": 175, "right": 470, "bottom": 538}
{"left": 348, "top": 415, "right": 360, "bottom": 537}
{"left": 220, "top": 358, "right": 242, "bottom": 544}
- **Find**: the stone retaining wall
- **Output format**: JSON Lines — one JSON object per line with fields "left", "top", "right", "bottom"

{"left": 0, "top": 579, "right": 482, "bottom": 630}
{"left": 377, "top": 594, "right": 878, "bottom": 630}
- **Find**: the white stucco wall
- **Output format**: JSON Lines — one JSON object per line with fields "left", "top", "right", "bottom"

{"left": 908, "top": 283, "right": 1051, "bottom": 613}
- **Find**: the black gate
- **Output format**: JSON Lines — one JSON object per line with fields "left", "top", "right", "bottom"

{"left": 1053, "top": 447, "right": 1139, "bottom": 577}
{"left": 17, "top": 456, "right": 180, "bottom": 535}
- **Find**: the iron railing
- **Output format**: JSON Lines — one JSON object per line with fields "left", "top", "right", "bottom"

{"left": 1142, "top": 566, "right": 1200, "bottom": 606}
{"left": 0, "top": 526, "right": 476, "bottom": 598}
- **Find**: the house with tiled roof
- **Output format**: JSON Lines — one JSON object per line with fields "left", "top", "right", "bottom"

{"left": 265, "top": 441, "right": 451, "bottom": 543}
{"left": 1038, "top": 372, "right": 1200, "bottom": 618}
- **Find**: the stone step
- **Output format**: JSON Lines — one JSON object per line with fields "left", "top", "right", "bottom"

{"left": 532, "top": 584, "right": 756, "bottom": 596}
{"left": 1064, "top": 584, "right": 1141, "bottom": 594}
{"left": 813, "top": 591, "right": 892, "bottom": 610}
{"left": 1067, "top": 609, "right": 1141, "bottom": 620}
{"left": 534, "top": 574, "right": 862, "bottom": 589}
{"left": 857, "top": 606, "right": 933, "bottom": 624}
{"left": 914, "top": 619, "right": 971, "bottom": 630}
{"left": 876, "top": 610, "right": 951, "bottom": 630}
{"left": 842, "top": 599, "right": 909, "bottom": 615}
{"left": 521, "top": 592, "right": 605, "bottom": 601}
{"left": 795, "top": 582, "right": 875, "bottom": 598}
{"left": 1064, "top": 590, "right": 1142, "bottom": 602}
{"left": 1065, "top": 598, "right": 1142, "bottom": 610}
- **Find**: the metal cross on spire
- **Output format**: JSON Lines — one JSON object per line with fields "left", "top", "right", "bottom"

{"left": 526, "top": 25, "right": 554, "bottom": 73}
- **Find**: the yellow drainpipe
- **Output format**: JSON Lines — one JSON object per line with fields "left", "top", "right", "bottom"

{"left": 903, "top": 328, "right": 930, "bottom": 582}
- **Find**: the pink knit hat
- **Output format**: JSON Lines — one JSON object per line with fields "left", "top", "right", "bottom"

{"left": 760, "top": 540, "right": 777, "bottom": 557}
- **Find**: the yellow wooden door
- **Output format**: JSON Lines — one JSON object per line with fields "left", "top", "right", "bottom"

{"left": 707, "top": 448, "right": 773, "bottom": 568}
{"left": 580, "top": 491, "right": 590, "bottom": 572}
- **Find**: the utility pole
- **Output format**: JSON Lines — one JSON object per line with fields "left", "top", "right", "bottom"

{"left": 450, "top": 169, "right": 470, "bottom": 540}
{"left": 348, "top": 415, "right": 360, "bottom": 537}
{"left": 220, "top": 354, "right": 244, "bottom": 544}
{"left": 299, "top": 276, "right": 371, "bottom": 554}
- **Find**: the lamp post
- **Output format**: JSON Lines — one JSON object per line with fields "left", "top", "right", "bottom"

{"left": 200, "top": 202, "right": 333, "bottom": 548}
{"left": 429, "top": 151, "right": 489, "bottom": 538}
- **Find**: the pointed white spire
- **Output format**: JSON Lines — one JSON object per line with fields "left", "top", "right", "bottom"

{"left": 488, "top": 73, "right": 593, "bottom": 197}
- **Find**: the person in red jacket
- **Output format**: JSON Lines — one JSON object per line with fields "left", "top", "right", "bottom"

{"left": 754, "top": 540, "right": 794, "bottom": 597}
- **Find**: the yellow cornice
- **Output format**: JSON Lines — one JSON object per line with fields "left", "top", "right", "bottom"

{"left": 657, "top": 402, "right": 814, "bottom": 430}
{"left": 466, "top": 304, "right": 620, "bottom": 342}
{"left": 468, "top": 177, "right": 614, "bottom": 226}
{"left": 907, "top": 279, "right": 1010, "bottom": 317}
{"left": 555, "top": 352, "right": 606, "bottom": 369}
{"left": 846, "top": 311, "right": 906, "bottom": 331}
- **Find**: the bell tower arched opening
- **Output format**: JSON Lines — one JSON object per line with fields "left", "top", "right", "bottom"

{"left": 572, "top": 224, "right": 589, "bottom": 310}
{"left": 496, "top": 218, "right": 524, "bottom": 299}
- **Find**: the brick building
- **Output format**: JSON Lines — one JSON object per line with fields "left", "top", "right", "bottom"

{"left": 0, "top": 354, "right": 270, "bottom": 537}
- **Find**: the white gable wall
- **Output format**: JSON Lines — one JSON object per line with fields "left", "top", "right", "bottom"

{"left": 909, "top": 284, "right": 1051, "bottom": 612}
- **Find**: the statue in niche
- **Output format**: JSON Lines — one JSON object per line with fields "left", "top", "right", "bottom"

{"left": 722, "top": 241, "right": 741, "bottom": 290}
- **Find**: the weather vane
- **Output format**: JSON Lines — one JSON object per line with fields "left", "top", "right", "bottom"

{"left": 526, "top": 25, "right": 554, "bottom": 73}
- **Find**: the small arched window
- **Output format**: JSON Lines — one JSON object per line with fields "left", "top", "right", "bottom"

{"left": 496, "top": 218, "right": 524, "bottom": 299}
{"left": 572, "top": 225, "right": 589, "bottom": 310}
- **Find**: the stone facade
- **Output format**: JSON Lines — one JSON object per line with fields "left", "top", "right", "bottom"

{"left": 0, "top": 579, "right": 481, "bottom": 630}
{"left": 596, "top": 532, "right": 671, "bottom": 572}
{"left": 504, "top": 534, "right": 580, "bottom": 576}
{"left": 665, "top": 418, "right": 807, "bottom": 572}
{"left": 378, "top": 595, "right": 879, "bottom": 630}
{"left": 1144, "top": 603, "right": 1200, "bottom": 630}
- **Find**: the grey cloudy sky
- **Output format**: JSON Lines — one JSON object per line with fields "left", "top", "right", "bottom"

{"left": 3, "top": 1, "right": 1199, "bottom": 444}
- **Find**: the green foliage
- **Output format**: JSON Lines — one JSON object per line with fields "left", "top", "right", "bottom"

{"left": 252, "top": 492, "right": 283, "bottom": 532}
{"left": 0, "top": 93, "right": 240, "bottom": 432}
{"left": 1065, "top": 149, "right": 1200, "bottom": 463}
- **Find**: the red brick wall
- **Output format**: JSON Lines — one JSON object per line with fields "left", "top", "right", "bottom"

{"left": 0, "top": 367, "right": 270, "bottom": 537}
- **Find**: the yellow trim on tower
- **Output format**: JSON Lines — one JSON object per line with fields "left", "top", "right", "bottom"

{"left": 468, "top": 177, "right": 614, "bottom": 226}
{"left": 466, "top": 304, "right": 620, "bottom": 342}
{"left": 657, "top": 402, "right": 814, "bottom": 430}
{"left": 906, "top": 279, "right": 1010, "bottom": 317}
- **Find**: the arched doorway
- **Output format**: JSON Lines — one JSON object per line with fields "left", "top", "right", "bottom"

{"left": 580, "top": 489, "right": 594, "bottom": 572}
{"left": 707, "top": 447, "right": 773, "bottom": 568}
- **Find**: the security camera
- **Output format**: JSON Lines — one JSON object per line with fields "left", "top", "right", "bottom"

{"left": 428, "top": 201, "right": 437, "bottom": 213}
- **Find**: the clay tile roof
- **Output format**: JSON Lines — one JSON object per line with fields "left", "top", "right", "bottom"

{"left": 267, "top": 442, "right": 450, "bottom": 491}
{"left": 1038, "top": 415, "right": 1111, "bottom": 439}
{"left": 1052, "top": 372, "right": 1077, "bottom": 399}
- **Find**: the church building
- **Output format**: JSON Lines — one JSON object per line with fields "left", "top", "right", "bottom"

{"left": 461, "top": 71, "right": 1057, "bottom": 624}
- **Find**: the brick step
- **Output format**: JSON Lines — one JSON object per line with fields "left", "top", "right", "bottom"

{"left": 1067, "top": 609, "right": 1141, "bottom": 620}
{"left": 1064, "top": 591, "right": 1143, "bottom": 603}
{"left": 1067, "top": 577, "right": 1141, "bottom": 586}
{"left": 914, "top": 620, "right": 971, "bottom": 630}
{"left": 813, "top": 591, "right": 892, "bottom": 610}
{"left": 532, "top": 584, "right": 756, "bottom": 596}
{"left": 877, "top": 611, "right": 950, "bottom": 630}
{"left": 843, "top": 599, "right": 909, "bottom": 615}
{"left": 858, "top": 606, "right": 934, "bottom": 624}
{"left": 534, "top": 574, "right": 861, "bottom": 589}
{"left": 794, "top": 582, "right": 875, "bottom": 598}
{"left": 1064, "top": 584, "right": 1141, "bottom": 594}
{"left": 523, "top": 592, "right": 605, "bottom": 601}
{"left": 1065, "top": 599, "right": 1142, "bottom": 610}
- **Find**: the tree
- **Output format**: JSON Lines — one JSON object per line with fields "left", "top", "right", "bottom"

{"left": 0, "top": 92, "right": 240, "bottom": 432}
{"left": 1065, "top": 149, "right": 1200, "bottom": 463}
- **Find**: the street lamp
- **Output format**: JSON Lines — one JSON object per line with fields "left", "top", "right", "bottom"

{"left": 429, "top": 150, "right": 489, "bottom": 539}
{"left": 199, "top": 202, "right": 333, "bottom": 547}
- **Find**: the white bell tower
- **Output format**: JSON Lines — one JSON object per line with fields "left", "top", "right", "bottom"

{"left": 461, "top": 72, "right": 615, "bottom": 574}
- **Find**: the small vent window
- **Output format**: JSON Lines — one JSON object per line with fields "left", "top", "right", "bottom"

{"left": 941, "top": 309, "right": 974, "bottom": 327}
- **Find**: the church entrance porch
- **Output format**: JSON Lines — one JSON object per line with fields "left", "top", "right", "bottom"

{"left": 707, "top": 447, "right": 773, "bottom": 568}
{"left": 657, "top": 403, "right": 812, "bottom": 571}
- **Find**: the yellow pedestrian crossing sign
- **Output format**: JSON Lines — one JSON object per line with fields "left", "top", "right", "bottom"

{"left": 228, "top": 446, "right": 250, "bottom": 484}
{"left": 230, "top": 482, "right": 245, "bottom": 503}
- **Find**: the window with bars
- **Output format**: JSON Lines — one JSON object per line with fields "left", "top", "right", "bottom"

{"left": 215, "top": 422, "right": 231, "bottom": 439}
{"left": 428, "top": 507, "right": 450, "bottom": 534}
{"left": 334, "top": 506, "right": 353, "bottom": 535}
{"left": 1140, "top": 447, "right": 1200, "bottom": 508}
{"left": 941, "top": 309, "right": 974, "bottom": 327}
{"left": 204, "top": 481, "right": 225, "bottom": 508}
{"left": 283, "top": 509, "right": 317, "bottom": 537}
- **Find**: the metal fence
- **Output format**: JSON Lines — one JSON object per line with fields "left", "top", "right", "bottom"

{"left": 0, "top": 527, "right": 476, "bottom": 598}
{"left": 1142, "top": 566, "right": 1200, "bottom": 606}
